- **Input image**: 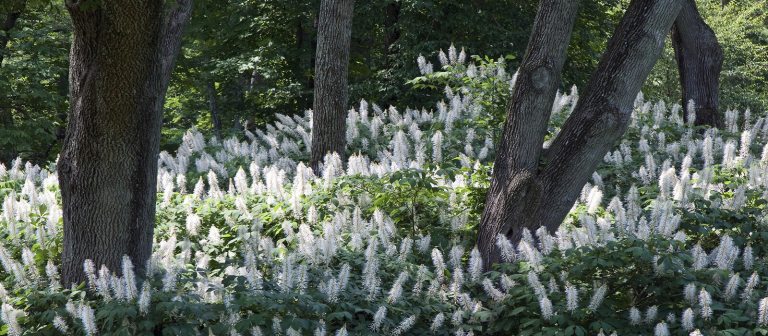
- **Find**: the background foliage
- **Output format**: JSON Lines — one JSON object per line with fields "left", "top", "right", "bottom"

{"left": 0, "top": 0, "right": 766, "bottom": 170}
{"left": 0, "top": 0, "right": 640, "bottom": 162}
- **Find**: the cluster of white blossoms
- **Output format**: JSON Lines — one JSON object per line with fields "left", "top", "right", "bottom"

{"left": 1, "top": 49, "right": 768, "bottom": 335}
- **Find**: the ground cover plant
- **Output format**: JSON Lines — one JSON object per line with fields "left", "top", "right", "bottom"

{"left": 2, "top": 51, "right": 768, "bottom": 335}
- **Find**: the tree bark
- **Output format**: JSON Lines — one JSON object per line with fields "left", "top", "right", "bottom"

{"left": 58, "top": 0, "right": 192, "bottom": 285}
{"left": 310, "top": 0, "right": 354, "bottom": 172}
{"left": 0, "top": 0, "right": 25, "bottom": 66}
{"left": 672, "top": 0, "right": 723, "bottom": 127}
{"left": 476, "top": 0, "right": 581, "bottom": 269}
{"left": 477, "top": 0, "right": 682, "bottom": 269}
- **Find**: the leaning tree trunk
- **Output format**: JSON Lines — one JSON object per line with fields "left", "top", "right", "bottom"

{"left": 310, "top": 0, "right": 354, "bottom": 172}
{"left": 477, "top": 0, "right": 683, "bottom": 269}
{"left": 58, "top": 0, "right": 192, "bottom": 285}
{"left": 672, "top": 0, "right": 723, "bottom": 127}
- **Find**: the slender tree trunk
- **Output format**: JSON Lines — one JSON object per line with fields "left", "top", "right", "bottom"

{"left": 382, "top": 0, "right": 401, "bottom": 106}
{"left": 58, "top": 0, "right": 192, "bottom": 285}
{"left": 478, "top": 0, "right": 683, "bottom": 269}
{"left": 0, "top": 1, "right": 25, "bottom": 162}
{"left": 672, "top": 0, "right": 723, "bottom": 127}
{"left": 296, "top": 21, "right": 304, "bottom": 52}
{"left": 294, "top": 20, "right": 307, "bottom": 87}
{"left": 0, "top": 105, "right": 12, "bottom": 126}
{"left": 476, "top": 0, "right": 581, "bottom": 268}
{"left": 206, "top": 81, "right": 222, "bottom": 138}
{"left": 310, "top": 0, "right": 355, "bottom": 172}
{"left": 0, "top": 106, "right": 14, "bottom": 163}
{"left": 295, "top": 18, "right": 315, "bottom": 105}
{"left": 384, "top": 1, "right": 400, "bottom": 55}
{"left": 0, "top": 0, "right": 25, "bottom": 66}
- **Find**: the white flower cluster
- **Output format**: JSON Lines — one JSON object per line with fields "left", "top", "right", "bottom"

{"left": 1, "top": 49, "right": 768, "bottom": 334}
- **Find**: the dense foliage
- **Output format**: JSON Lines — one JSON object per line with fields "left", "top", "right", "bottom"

{"left": 2, "top": 1, "right": 765, "bottom": 163}
{"left": 0, "top": 1, "right": 69, "bottom": 163}
{"left": 1, "top": 51, "right": 768, "bottom": 335}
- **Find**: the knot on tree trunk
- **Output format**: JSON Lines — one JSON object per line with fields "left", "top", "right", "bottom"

{"left": 531, "top": 66, "right": 552, "bottom": 91}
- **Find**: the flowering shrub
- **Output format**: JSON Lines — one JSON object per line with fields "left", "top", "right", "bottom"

{"left": 1, "top": 49, "right": 768, "bottom": 335}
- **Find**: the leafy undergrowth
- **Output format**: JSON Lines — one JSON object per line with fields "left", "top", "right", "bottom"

{"left": 2, "top": 49, "right": 768, "bottom": 335}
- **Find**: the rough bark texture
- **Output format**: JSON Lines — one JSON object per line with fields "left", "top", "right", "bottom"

{"left": 477, "top": 0, "right": 683, "bottom": 269}
{"left": 0, "top": 1, "right": 24, "bottom": 66}
{"left": 58, "top": 0, "right": 192, "bottom": 285}
{"left": 310, "top": 0, "right": 354, "bottom": 172}
{"left": 672, "top": 0, "right": 723, "bottom": 127}
{"left": 476, "top": 0, "right": 581, "bottom": 268}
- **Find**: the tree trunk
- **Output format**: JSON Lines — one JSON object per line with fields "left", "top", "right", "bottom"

{"left": 310, "top": 0, "right": 354, "bottom": 172}
{"left": 0, "top": 106, "right": 14, "bottom": 163}
{"left": 476, "top": 0, "right": 581, "bottom": 269}
{"left": 672, "top": 0, "right": 723, "bottom": 127}
{"left": 206, "top": 81, "right": 223, "bottom": 138}
{"left": 384, "top": 1, "right": 400, "bottom": 55}
{"left": 294, "top": 20, "right": 307, "bottom": 86}
{"left": 58, "top": 0, "right": 192, "bottom": 285}
{"left": 477, "top": 0, "right": 682, "bottom": 269}
{"left": 0, "top": 1, "right": 25, "bottom": 162}
{"left": 0, "top": 0, "right": 25, "bottom": 66}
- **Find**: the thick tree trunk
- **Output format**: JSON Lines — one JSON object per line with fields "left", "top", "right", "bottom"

{"left": 58, "top": 0, "right": 191, "bottom": 285}
{"left": 477, "top": 0, "right": 682, "bottom": 269}
{"left": 310, "top": 0, "right": 354, "bottom": 172}
{"left": 0, "top": 1, "right": 24, "bottom": 66}
{"left": 672, "top": 0, "right": 723, "bottom": 127}
{"left": 476, "top": 0, "right": 581, "bottom": 269}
